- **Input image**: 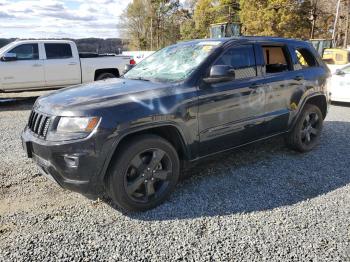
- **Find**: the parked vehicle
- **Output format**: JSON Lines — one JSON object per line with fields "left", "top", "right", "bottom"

{"left": 322, "top": 48, "right": 350, "bottom": 73}
{"left": 329, "top": 65, "right": 350, "bottom": 103}
{"left": 22, "top": 37, "right": 330, "bottom": 211}
{"left": 323, "top": 48, "right": 350, "bottom": 65}
{"left": 0, "top": 40, "right": 134, "bottom": 92}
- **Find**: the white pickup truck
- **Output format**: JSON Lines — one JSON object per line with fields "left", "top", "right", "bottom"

{"left": 0, "top": 40, "right": 134, "bottom": 92}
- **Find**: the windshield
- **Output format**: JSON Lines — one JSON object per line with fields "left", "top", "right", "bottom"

{"left": 124, "top": 41, "right": 222, "bottom": 82}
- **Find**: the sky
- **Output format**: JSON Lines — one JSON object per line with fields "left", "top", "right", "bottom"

{"left": 0, "top": 0, "right": 134, "bottom": 39}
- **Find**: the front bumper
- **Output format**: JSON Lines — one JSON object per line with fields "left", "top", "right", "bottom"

{"left": 21, "top": 127, "right": 107, "bottom": 198}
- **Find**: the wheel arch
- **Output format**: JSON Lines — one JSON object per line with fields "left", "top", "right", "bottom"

{"left": 94, "top": 68, "right": 120, "bottom": 80}
{"left": 290, "top": 93, "right": 328, "bottom": 131}
{"left": 304, "top": 94, "right": 328, "bottom": 119}
{"left": 101, "top": 124, "right": 190, "bottom": 182}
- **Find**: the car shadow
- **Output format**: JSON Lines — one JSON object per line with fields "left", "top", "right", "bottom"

{"left": 331, "top": 101, "right": 350, "bottom": 108}
{"left": 0, "top": 96, "right": 37, "bottom": 111}
{"left": 124, "top": 120, "right": 350, "bottom": 221}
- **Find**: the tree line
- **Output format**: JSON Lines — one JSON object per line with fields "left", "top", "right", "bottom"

{"left": 120, "top": 0, "right": 350, "bottom": 50}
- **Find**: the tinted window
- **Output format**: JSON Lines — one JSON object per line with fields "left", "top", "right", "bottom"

{"left": 214, "top": 45, "right": 257, "bottom": 79}
{"left": 9, "top": 44, "right": 39, "bottom": 60}
{"left": 45, "top": 43, "right": 72, "bottom": 59}
{"left": 263, "top": 46, "right": 290, "bottom": 74}
{"left": 294, "top": 48, "right": 318, "bottom": 69}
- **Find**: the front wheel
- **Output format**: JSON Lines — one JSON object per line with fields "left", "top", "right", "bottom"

{"left": 107, "top": 135, "right": 180, "bottom": 212}
{"left": 285, "top": 104, "right": 324, "bottom": 152}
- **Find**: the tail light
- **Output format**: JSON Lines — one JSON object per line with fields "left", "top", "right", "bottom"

{"left": 130, "top": 59, "right": 136, "bottom": 65}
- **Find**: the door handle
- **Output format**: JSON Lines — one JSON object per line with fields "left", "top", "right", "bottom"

{"left": 68, "top": 62, "right": 77, "bottom": 65}
{"left": 32, "top": 64, "right": 42, "bottom": 67}
{"left": 294, "top": 75, "right": 304, "bottom": 81}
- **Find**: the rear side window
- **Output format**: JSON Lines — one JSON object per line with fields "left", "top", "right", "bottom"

{"left": 45, "top": 43, "right": 72, "bottom": 59}
{"left": 9, "top": 44, "right": 39, "bottom": 60}
{"left": 262, "top": 46, "right": 290, "bottom": 74}
{"left": 294, "top": 48, "right": 318, "bottom": 69}
{"left": 214, "top": 45, "right": 257, "bottom": 80}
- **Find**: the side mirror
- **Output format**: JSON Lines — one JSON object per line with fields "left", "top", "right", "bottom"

{"left": 203, "top": 65, "right": 235, "bottom": 84}
{"left": 2, "top": 53, "right": 17, "bottom": 62}
{"left": 335, "top": 69, "right": 345, "bottom": 76}
{"left": 123, "top": 64, "right": 135, "bottom": 74}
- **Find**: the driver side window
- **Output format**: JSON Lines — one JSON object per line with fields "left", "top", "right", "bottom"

{"left": 8, "top": 44, "right": 39, "bottom": 61}
{"left": 214, "top": 45, "right": 257, "bottom": 80}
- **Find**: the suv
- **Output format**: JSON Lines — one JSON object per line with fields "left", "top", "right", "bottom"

{"left": 21, "top": 37, "right": 330, "bottom": 212}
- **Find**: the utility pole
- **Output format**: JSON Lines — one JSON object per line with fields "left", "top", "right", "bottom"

{"left": 310, "top": 0, "right": 318, "bottom": 39}
{"left": 150, "top": 17, "right": 153, "bottom": 51}
{"left": 333, "top": 0, "right": 341, "bottom": 47}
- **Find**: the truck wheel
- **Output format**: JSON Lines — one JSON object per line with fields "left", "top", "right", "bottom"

{"left": 96, "top": 72, "right": 117, "bottom": 81}
{"left": 107, "top": 135, "right": 180, "bottom": 212}
{"left": 285, "top": 104, "right": 323, "bottom": 152}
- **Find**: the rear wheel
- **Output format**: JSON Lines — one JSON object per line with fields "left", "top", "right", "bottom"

{"left": 107, "top": 135, "right": 180, "bottom": 212}
{"left": 285, "top": 104, "right": 323, "bottom": 152}
{"left": 96, "top": 72, "right": 117, "bottom": 81}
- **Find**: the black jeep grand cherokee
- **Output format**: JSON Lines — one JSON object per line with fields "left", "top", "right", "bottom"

{"left": 22, "top": 37, "right": 330, "bottom": 211}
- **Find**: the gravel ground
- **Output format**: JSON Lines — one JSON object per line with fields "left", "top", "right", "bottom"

{"left": 0, "top": 94, "right": 350, "bottom": 261}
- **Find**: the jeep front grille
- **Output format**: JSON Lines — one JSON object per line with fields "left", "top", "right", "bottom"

{"left": 27, "top": 111, "right": 51, "bottom": 138}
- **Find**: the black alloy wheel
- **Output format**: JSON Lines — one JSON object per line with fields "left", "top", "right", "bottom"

{"left": 107, "top": 135, "right": 180, "bottom": 212}
{"left": 300, "top": 111, "right": 321, "bottom": 146}
{"left": 285, "top": 104, "right": 324, "bottom": 152}
{"left": 124, "top": 148, "right": 172, "bottom": 203}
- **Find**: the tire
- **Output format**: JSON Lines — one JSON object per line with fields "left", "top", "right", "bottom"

{"left": 96, "top": 72, "right": 117, "bottom": 81}
{"left": 107, "top": 135, "right": 180, "bottom": 212}
{"left": 285, "top": 104, "right": 324, "bottom": 152}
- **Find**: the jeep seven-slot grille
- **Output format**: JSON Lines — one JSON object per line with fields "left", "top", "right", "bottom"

{"left": 28, "top": 111, "right": 51, "bottom": 139}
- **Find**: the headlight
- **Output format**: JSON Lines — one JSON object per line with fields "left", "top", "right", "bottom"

{"left": 57, "top": 117, "right": 99, "bottom": 133}
{"left": 46, "top": 116, "right": 100, "bottom": 141}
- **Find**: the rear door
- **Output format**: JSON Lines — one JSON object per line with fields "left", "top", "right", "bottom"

{"left": 255, "top": 43, "right": 298, "bottom": 135}
{"left": 0, "top": 43, "right": 45, "bottom": 90}
{"left": 43, "top": 43, "right": 81, "bottom": 87}
{"left": 197, "top": 44, "right": 268, "bottom": 156}
{"left": 257, "top": 42, "right": 324, "bottom": 135}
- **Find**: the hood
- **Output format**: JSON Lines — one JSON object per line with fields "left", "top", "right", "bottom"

{"left": 35, "top": 78, "right": 171, "bottom": 115}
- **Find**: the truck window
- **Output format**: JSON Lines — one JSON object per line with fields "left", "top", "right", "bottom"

{"left": 45, "top": 43, "right": 72, "bottom": 59}
{"left": 262, "top": 46, "right": 290, "bottom": 74}
{"left": 214, "top": 45, "right": 257, "bottom": 80}
{"left": 8, "top": 44, "right": 39, "bottom": 60}
{"left": 294, "top": 48, "right": 318, "bottom": 69}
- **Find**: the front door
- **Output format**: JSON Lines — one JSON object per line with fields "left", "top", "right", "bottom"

{"left": 197, "top": 44, "right": 268, "bottom": 156}
{"left": 0, "top": 43, "right": 45, "bottom": 90}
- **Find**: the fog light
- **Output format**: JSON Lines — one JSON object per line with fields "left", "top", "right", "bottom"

{"left": 64, "top": 155, "right": 79, "bottom": 168}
